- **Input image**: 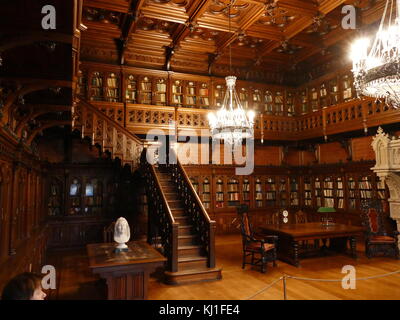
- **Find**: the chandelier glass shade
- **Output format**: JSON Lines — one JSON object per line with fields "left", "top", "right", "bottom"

{"left": 208, "top": 76, "right": 255, "bottom": 146}
{"left": 207, "top": 1, "right": 255, "bottom": 146}
{"left": 351, "top": 0, "right": 400, "bottom": 108}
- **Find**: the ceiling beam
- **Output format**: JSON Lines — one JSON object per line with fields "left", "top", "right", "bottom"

{"left": 119, "top": 0, "right": 146, "bottom": 65}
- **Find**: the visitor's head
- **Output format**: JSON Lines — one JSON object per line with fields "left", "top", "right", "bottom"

{"left": 1, "top": 272, "right": 46, "bottom": 300}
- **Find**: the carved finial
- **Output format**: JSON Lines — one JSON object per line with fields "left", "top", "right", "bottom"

{"left": 377, "top": 126, "right": 384, "bottom": 135}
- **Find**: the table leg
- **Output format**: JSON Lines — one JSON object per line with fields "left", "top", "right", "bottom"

{"left": 349, "top": 236, "right": 357, "bottom": 259}
{"left": 292, "top": 240, "right": 300, "bottom": 267}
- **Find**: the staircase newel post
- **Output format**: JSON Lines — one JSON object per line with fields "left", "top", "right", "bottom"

{"left": 171, "top": 222, "right": 179, "bottom": 272}
{"left": 208, "top": 221, "right": 216, "bottom": 268}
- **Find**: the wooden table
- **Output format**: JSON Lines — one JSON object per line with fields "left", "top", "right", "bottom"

{"left": 87, "top": 241, "right": 166, "bottom": 300}
{"left": 259, "top": 223, "right": 364, "bottom": 267}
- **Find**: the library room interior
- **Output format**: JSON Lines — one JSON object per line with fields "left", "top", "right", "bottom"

{"left": 1, "top": 0, "right": 400, "bottom": 301}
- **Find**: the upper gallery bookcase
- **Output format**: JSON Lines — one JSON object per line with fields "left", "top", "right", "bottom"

{"left": 78, "top": 63, "right": 358, "bottom": 117}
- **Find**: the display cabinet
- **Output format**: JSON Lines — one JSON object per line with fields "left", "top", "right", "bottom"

{"left": 348, "top": 177, "right": 357, "bottom": 210}
{"left": 201, "top": 177, "right": 211, "bottom": 209}
{"left": 314, "top": 177, "right": 322, "bottom": 207}
{"left": 290, "top": 177, "right": 299, "bottom": 206}
{"left": 275, "top": 91, "right": 284, "bottom": 116}
{"left": 252, "top": 88, "right": 263, "bottom": 112}
{"left": 242, "top": 178, "right": 251, "bottom": 205}
{"left": 255, "top": 177, "right": 263, "bottom": 208}
{"left": 319, "top": 83, "right": 328, "bottom": 108}
{"left": 215, "top": 177, "right": 224, "bottom": 208}
{"left": 47, "top": 178, "right": 63, "bottom": 216}
{"left": 279, "top": 177, "right": 288, "bottom": 207}
{"left": 342, "top": 74, "right": 353, "bottom": 102}
{"left": 198, "top": 83, "right": 210, "bottom": 109}
{"left": 154, "top": 78, "right": 167, "bottom": 106}
{"left": 265, "top": 177, "right": 277, "bottom": 207}
{"left": 125, "top": 74, "right": 138, "bottom": 104}
{"left": 89, "top": 71, "right": 103, "bottom": 101}
{"left": 172, "top": 80, "right": 184, "bottom": 107}
{"left": 329, "top": 77, "right": 339, "bottom": 106}
{"left": 105, "top": 73, "right": 119, "bottom": 102}
{"left": 336, "top": 177, "right": 345, "bottom": 209}
{"left": 286, "top": 92, "right": 295, "bottom": 116}
{"left": 301, "top": 90, "right": 308, "bottom": 114}
{"left": 310, "top": 87, "right": 318, "bottom": 112}
{"left": 264, "top": 90, "right": 274, "bottom": 115}
{"left": 304, "top": 177, "right": 312, "bottom": 207}
{"left": 214, "top": 82, "right": 226, "bottom": 109}
{"left": 139, "top": 76, "right": 152, "bottom": 104}
{"left": 323, "top": 176, "right": 334, "bottom": 207}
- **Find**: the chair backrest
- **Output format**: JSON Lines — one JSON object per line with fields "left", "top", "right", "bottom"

{"left": 103, "top": 221, "right": 116, "bottom": 243}
{"left": 295, "top": 210, "right": 308, "bottom": 224}
{"left": 361, "top": 200, "right": 385, "bottom": 235}
{"left": 236, "top": 205, "right": 253, "bottom": 239}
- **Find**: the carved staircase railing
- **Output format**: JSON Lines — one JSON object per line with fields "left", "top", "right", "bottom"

{"left": 72, "top": 98, "right": 144, "bottom": 171}
{"left": 165, "top": 152, "right": 216, "bottom": 269}
{"left": 140, "top": 149, "right": 179, "bottom": 272}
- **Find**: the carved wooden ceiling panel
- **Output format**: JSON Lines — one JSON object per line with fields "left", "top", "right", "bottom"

{"left": 79, "top": 0, "right": 388, "bottom": 85}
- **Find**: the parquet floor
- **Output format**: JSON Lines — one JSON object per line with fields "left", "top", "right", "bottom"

{"left": 46, "top": 234, "right": 400, "bottom": 300}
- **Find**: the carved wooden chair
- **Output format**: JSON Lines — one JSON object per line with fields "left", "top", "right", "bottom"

{"left": 103, "top": 221, "right": 115, "bottom": 243}
{"left": 295, "top": 210, "right": 308, "bottom": 224}
{"left": 237, "top": 204, "right": 278, "bottom": 273}
{"left": 361, "top": 200, "right": 399, "bottom": 259}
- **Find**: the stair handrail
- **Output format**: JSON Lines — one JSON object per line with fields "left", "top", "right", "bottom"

{"left": 75, "top": 97, "right": 143, "bottom": 145}
{"left": 140, "top": 148, "right": 179, "bottom": 272}
{"left": 166, "top": 150, "right": 216, "bottom": 269}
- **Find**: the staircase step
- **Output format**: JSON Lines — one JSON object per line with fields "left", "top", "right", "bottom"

{"left": 164, "top": 268, "right": 222, "bottom": 285}
{"left": 178, "top": 256, "right": 208, "bottom": 271}
{"left": 178, "top": 235, "right": 198, "bottom": 246}
{"left": 178, "top": 245, "right": 204, "bottom": 257}
{"left": 168, "top": 200, "right": 184, "bottom": 210}
{"left": 171, "top": 208, "right": 186, "bottom": 216}
{"left": 178, "top": 225, "right": 194, "bottom": 235}
{"left": 175, "top": 216, "right": 191, "bottom": 225}
{"left": 165, "top": 193, "right": 180, "bottom": 201}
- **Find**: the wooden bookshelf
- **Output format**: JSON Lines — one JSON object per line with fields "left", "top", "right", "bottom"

{"left": 336, "top": 177, "right": 345, "bottom": 209}
{"left": 348, "top": 177, "right": 357, "bottom": 210}
{"left": 154, "top": 78, "right": 167, "bottom": 106}
{"left": 279, "top": 177, "right": 288, "bottom": 207}
{"left": 290, "top": 177, "right": 299, "bottom": 206}
{"left": 227, "top": 177, "right": 240, "bottom": 207}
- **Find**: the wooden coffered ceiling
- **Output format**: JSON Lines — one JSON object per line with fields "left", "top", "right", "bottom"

{"left": 79, "top": 0, "right": 384, "bottom": 85}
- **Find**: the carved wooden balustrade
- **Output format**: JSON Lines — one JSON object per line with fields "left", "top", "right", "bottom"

{"left": 72, "top": 98, "right": 144, "bottom": 171}
{"left": 86, "top": 98, "right": 400, "bottom": 142}
{"left": 140, "top": 149, "right": 179, "bottom": 272}
{"left": 164, "top": 153, "right": 216, "bottom": 269}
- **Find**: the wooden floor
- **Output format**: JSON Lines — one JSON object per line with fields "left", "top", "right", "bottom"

{"left": 46, "top": 234, "right": 400, "bottom": 300}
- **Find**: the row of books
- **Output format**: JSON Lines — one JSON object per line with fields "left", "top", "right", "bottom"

{"left": 228, "top": 194, "right": 240, "bottom": 201}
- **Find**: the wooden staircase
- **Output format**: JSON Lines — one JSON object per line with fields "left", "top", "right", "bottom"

{"left": 154, "top": 166, "right": 222, "bottom": 284}
{"left": 73, "top": 98, "right": 221, "bottom": 285}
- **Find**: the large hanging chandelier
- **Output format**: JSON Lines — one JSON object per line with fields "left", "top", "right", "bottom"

{"left": 351, "top": 0, "right": 400, "bottom": 108}
{"left": 207, "top": 2, "right": 255, "bottom": 146}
